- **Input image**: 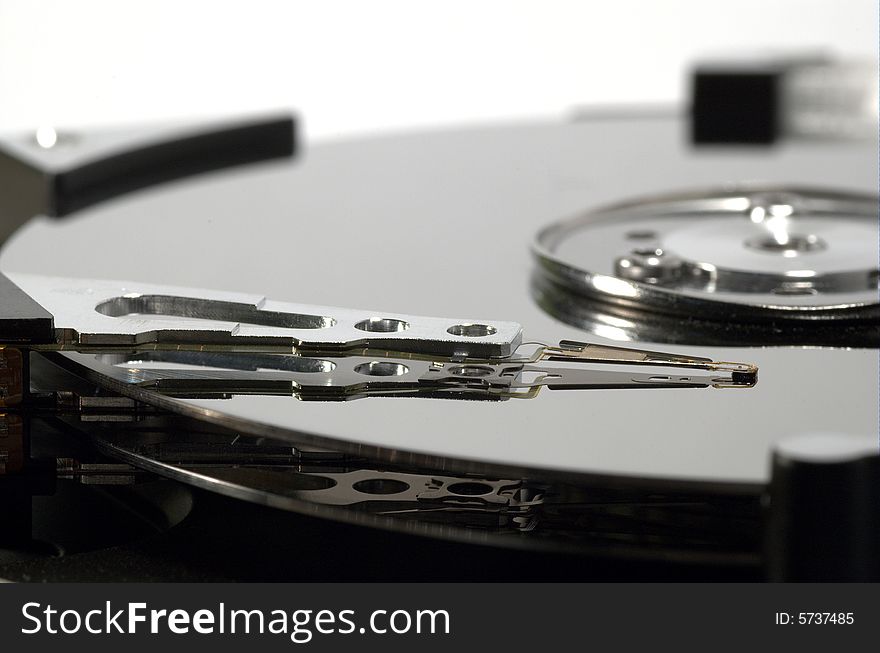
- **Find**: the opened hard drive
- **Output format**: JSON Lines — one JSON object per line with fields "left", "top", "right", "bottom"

{"left": 1, "top": 64, "right": 877, "bottom": 581}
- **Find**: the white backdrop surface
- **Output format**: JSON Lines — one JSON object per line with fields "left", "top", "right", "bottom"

{"left": 1, "top": 0, "right": 877, "bottom": 141}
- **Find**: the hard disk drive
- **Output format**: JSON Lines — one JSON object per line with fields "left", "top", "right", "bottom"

{"left": 0, "top": 98, "right": 877, "bottom": 581}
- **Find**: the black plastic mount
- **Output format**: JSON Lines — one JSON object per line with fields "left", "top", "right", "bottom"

{"left": 0, "top": 114, "right": 296, "bottom": 239}
{"left": 0, "top": 273, "right": 54, "bottom": 344}
{"left": 691, "top": 69, "right": 780, "bottom": 144}
{"left": 766, "top": 437, "right": 880, "bottom": 581}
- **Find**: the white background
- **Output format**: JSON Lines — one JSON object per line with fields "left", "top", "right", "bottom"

{"left": 1, "top": 0, "right": 877, "bottom": 141}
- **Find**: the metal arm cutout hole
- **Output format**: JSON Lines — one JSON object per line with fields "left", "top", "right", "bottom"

{"left": 95, "top": 295, "right": 335, "bottom": 329}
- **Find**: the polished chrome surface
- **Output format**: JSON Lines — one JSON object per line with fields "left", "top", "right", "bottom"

{"left": 36, "top": 381, "right": 760, "bottom": 563}
{"left": 3, "top": 118, "right": 877, "bottom": 487}
{"left": 9, "top": 273, "right": 523, "bottom": 357}
{"left": 48, "top": 342, "right": 755, "bottom": 404}
{"left": 534, "top": 187, "right": 879, "bottom": 316}
{"left": 9, "top": 270, "right": 758, "bottom": 400}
